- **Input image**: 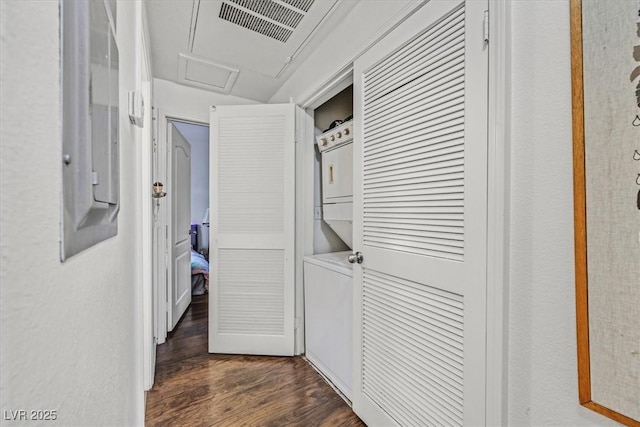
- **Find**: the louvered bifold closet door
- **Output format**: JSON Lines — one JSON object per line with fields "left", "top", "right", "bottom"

{"left": 352, "top": 1, "right": 489, "bottom": 426}
{"left": 209, "top": 104, "right": 295, "bottom": 356}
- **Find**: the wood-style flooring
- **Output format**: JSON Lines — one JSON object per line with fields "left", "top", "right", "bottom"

{"left": 145, "top": 295, "right": 365, "bottom": 427}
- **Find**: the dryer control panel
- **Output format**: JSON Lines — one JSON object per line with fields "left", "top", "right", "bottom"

{"left": 316, "top": 120, "right": 353, "bottom": 152}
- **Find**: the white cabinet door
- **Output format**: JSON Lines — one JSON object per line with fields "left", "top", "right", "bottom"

{"left": 352, "top": 1, "right": 489, "bottom": 425}
{"left": 169, "top": 123, "right": 192, "bottom": 331}
{"left": 209, "top": 104, "right": 296, "bottom": 356}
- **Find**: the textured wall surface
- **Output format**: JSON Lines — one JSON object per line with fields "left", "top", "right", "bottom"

{"left": 0, "top": 2, "right": 144, "bottom": 425}
{"left": 508, "top": 2, "right": 621, "bottom": 425}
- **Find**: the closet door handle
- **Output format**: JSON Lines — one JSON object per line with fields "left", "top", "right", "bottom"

{"left": 348, "top": 252, "right": 363, "bottom": 264}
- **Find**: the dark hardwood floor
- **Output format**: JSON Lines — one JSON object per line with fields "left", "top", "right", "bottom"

{"left": 145, "top": 295, "right": 365, "bottom": 427}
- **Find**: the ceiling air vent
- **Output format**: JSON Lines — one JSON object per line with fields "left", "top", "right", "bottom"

{"left": 280, "top": 0, "right": 314, "bottom": 13}
{"left": 229, "top": 0, "right": 304, "bottom": 28}
{"left": 219, "top": 0, "right": 315, "bottom": 43}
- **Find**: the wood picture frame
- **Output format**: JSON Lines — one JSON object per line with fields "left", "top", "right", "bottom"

{"left": 571, "top": 1, "right": 640, "bottom": 425}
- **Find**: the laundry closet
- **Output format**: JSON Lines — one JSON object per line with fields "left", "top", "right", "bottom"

{"left": 303, "top": 85, "right": 355, "bottom": 401}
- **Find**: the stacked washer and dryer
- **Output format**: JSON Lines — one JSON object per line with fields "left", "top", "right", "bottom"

{"left": 303, "top": 119, "right": 354, "bottom": 401}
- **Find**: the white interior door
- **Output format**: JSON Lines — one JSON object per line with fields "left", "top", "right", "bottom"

{"left": 169, "top": 123, "right": 192, "bottom": 331}
{"left": 352, "top": 1, "right": 489, "bottom": 425}
{"left": 209, "top": 104, "right": 295, "bottom": 356}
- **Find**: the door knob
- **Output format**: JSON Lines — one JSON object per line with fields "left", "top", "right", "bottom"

{"left": 348, "top": 252, "right": 363, "bottom": 264}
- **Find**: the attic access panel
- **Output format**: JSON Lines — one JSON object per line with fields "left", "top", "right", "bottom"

{"left": 190, "top": 0, "right": 339, "bottom": 78}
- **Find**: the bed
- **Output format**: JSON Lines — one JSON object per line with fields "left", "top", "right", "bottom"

{"left": 190, "top": 250, "right": 209, "bottom": 296}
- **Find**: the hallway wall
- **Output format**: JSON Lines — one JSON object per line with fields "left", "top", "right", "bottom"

{"left": 507, "top": 2, "right": 619, "bottom": 425}
{"left": 0, "top": 2, "right": 146, "bottom": 425}
{"left": 154, "top": 78, "right": 257, "bottom": 124}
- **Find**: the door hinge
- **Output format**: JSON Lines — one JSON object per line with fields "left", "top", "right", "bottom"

{"left": 483, "top": 10, "right": 489, "bottom": 44}
{"left": 294, "top": 317, "right": 300, "bottom": 330}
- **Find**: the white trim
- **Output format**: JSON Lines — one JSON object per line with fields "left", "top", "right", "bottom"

{"left": 485, "top": 0, "right": 510, "bottom": 425}
{"left": 138, "top": 0, "right": 156, "bottom": 392}
{"left": 300, "top": 65, "right": 353, "bottom": 110}
{"left": 140, "top": 79, "right": 154, "bottom": 391}
{"left": 294, "top": 107, "right": 313, "bottom": 356}
{"left": 141, "top": 1, "right": 153, "bottom": 79}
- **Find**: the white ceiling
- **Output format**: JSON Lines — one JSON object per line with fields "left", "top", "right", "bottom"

{"left": 145, "top": 0, "right": 358, "bottom": 102}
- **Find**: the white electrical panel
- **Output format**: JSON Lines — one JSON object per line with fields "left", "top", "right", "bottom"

{"left": 61, "top": 0, "right": 120, "bottom": 261}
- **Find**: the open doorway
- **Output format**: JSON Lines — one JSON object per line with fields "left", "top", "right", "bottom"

{"left": 151, "top": 118, "right": 210, "bottom": 354}
{"left": 172, "top": 121, "right": 211, "bottom": 299}
{"left": 172, "top": 122, "right": 210, "bottom": 250}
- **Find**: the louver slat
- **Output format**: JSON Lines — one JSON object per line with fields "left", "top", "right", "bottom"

{"left": 364, "top": 7, "right": 465, "bottom": 103}
{"left": 365, "top": 82, "right": 465, "bottom": 139}
{"left": 218, "top": 116, "right": 285, "bottom": 234}
{"left": 218, "top": 249, "right": 285, "bottom": 335}
{"left": 214, "top": 110, "right": 289, "bottom": 339}
{"left": 360, "top": 4, "right": 467, "bottom": 426}
{"left": 280, "top": 0, "right": 314, "bottom": 13}
{"left": 363, "top": 269, "right": 465, "bottom": 426}
{"left": 363, "top": 4, "right": 465, "bottom": 263}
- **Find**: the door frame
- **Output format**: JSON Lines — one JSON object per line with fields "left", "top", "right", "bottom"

{"left": 153, "top": 108, "right": 208, "bottom": 345}
{"left": 137, "top": 0, "right": 155, "bottom": 392}
{"left": 484, "top": 2, "right": 510, "bottom": 425}
{"left": 141, "top": 79, "right": 154, "bottom": 391}
{"left": 297, "top": 1, "right": 510, "bottom": 423}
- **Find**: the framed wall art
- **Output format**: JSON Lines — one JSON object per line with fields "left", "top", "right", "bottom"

{"left": 571, "top": 0, "right": 640, "bottom": 425}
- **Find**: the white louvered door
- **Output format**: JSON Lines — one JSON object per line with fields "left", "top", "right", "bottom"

{"left": 352, "top": 1, "right": 488, "bottom": 425}
{"left": 209, "top": 104, "right": 296, "bottom": 356}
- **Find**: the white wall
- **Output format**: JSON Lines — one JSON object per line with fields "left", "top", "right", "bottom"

{"left": 154, "top": 78, "right": 256, "bottom": 123}
{"left": 507, "top": 2, "right": 619, "bottom": 426}
{"left": 276, "top": 1, "right": 624, "bottom": 426}
{"left": 0, "top": 2, "right": 145, "bottom": 426}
